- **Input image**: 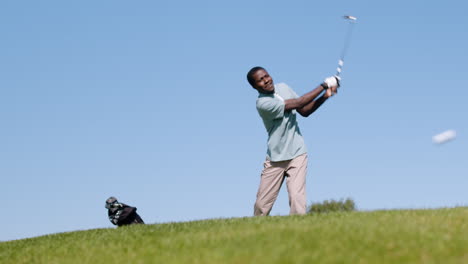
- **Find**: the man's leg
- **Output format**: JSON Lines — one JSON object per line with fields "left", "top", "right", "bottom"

{"left": 285, "top": 154, "right": 308, "bottom": 215}
{"left": 254, "top": 159, "right": 287, "bottom": 216}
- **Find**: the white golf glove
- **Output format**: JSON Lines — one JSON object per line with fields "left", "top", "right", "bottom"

{"left": 323, "top": 75, "right": 341, "bottom": 89}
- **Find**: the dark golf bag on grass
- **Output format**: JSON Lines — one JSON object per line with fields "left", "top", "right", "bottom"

{"left": 105, "top": 197, "right": 145, "bottom": 227}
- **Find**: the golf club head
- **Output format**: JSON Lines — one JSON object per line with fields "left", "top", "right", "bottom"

{"left": 343, "top": 15, "right": 357, "bottom": 22}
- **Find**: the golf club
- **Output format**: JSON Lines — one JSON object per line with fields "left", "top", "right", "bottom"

{"left": 336, "top": 15, "right": 357, "bottom": 77}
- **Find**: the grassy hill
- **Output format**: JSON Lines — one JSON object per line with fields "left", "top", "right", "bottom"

{"left": 1, "top": 207, "right": 467, "bottom": 263}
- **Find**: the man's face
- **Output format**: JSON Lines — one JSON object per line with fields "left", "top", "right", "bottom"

{"left": 252, "top": 69, "right": 274, "bottom": 94}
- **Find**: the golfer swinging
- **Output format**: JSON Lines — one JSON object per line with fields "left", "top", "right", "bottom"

{"left": 247, "top": 67, "right": 339, "bottom": 216}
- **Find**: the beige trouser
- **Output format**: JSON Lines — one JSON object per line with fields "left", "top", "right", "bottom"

{"left": 254, "top": 153, "right": 307, "bottom": 216}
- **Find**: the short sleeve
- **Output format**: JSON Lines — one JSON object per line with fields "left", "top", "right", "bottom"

{"left": 256, "top": 97, "right": 285, "bottom": 120}
{"left": 284, "top": 84, "right": 299, "bottom": 99}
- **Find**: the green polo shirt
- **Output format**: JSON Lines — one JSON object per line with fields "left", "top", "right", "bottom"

{"left": 256, "top": 83, "right": 307, "bottom": 162}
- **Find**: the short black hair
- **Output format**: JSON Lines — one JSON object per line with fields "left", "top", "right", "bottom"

{"left": 246, "top": 66, "right": 266, "bottom": 87}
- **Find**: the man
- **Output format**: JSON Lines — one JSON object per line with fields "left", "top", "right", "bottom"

{"left": 105, "top": 196, "right": 145, "bottom": 226}
{"left": 247, "top": 66, "right": 339, "bottom": 216}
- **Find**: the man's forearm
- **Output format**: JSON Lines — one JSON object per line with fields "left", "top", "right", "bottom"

{"left": 297, "top": 95, "right": 328, "bottom": 117}
{"left": 284, "top": 85, "right": 325, "bottom": 111}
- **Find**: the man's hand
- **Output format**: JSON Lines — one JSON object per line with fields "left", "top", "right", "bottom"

{"left": 323, "top": 75, "right": 340, "bottom": 89}
{"left": 323, "top": 76, "right": 341, "bottom": 98}
{"left": 324, "top": 85, "right": 338, "bottom": 98}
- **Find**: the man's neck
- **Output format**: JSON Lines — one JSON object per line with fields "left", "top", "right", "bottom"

{"left": 259, "top": 89, "right": 275, "bottom": 95}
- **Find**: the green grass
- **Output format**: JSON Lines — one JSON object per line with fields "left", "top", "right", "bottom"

{"left": 1, "top": 207, "right": 467, "bottom": 264}
{"left": 308, "top": 198, "right": 356, "bottom": 214}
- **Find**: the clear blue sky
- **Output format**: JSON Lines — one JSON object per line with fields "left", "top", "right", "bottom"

{"left": 1, "top": 0, "right": 466, "bottom": 241}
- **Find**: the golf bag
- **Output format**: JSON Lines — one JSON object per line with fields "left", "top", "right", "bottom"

{"left": 105, "top": 197, "right": 145, "bottom": 227}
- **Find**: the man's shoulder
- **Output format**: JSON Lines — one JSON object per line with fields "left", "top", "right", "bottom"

{"left": 256, "top": 83, "right": 292, "bottom": 109}
{"left": 275, "top": 82, "right": 290, "bottom": 90}
{"left": 275, "top": 82, "right": 298, "bottom": 99}
{"left": 256, "top": 95, "right": 274, "bottom": 109}
{"left": 275, "top": 82, "right": 289, "bottom": 87}
{"left": 276, "top": 82, "right": 296, "bottom": 95}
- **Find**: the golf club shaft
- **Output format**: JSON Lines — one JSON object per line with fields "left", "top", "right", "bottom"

{"left": 336, "top": 18, "right": 356, "bottom": 77}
